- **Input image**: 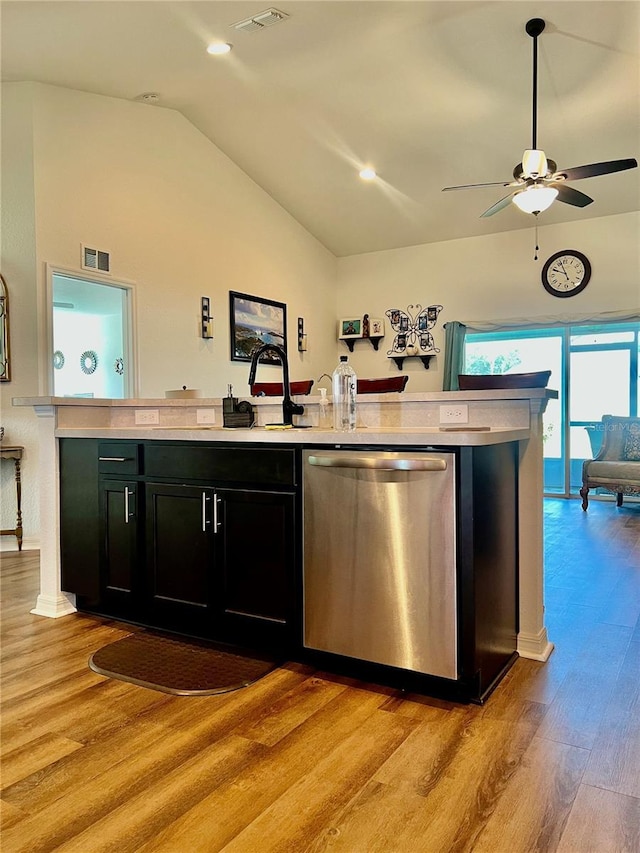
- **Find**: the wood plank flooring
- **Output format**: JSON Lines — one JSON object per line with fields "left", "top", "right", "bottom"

{"left": 2, "top": 498, "right": 639, "bottom": 852}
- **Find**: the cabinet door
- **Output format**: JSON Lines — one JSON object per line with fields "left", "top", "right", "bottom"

{"left": 99, "top": 479, "right": 140, "bottom": 616}
{"left": 216, "top": 489, "right": 296, "bottom": 646}
{"left": 145, "top": 483, "right": 216, "bottom": 634}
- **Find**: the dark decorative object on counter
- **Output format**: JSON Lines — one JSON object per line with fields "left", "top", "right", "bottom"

{"left": 222, "top": 384, "right": 255, "bottom": 428}
{"left": 251, "top": 379, "right": 314, "bottom": 396}
{"left": 457, "top": 371, "right": 551, "bottom": 390}
{"left": 357, "top": 376, "right": 409, "bottom": 394}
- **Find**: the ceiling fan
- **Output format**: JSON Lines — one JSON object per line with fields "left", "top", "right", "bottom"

{"left": 442, "top": 18, "right": 638, "bottom": 218}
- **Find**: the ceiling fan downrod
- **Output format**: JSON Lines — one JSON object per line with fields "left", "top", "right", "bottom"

{"left": 525, "top": 18, "right": 545, "bottom": 153}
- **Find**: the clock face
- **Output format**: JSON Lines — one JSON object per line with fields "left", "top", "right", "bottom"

{"left": 542, "top": 250, "right": 591, "bottom": 297}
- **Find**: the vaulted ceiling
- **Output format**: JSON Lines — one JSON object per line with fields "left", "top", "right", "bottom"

{"left": 2, "top": 1, "right": 638, "bottom": 256}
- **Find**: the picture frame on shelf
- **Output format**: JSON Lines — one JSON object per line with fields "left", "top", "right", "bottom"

{"left": 338, "top": 318, "right": 363, "bottom": 339}
{"left": 369, "top": 317, "right": 384, "bottom": 337}
{"left": 229, "top": 291, "right": 287, "bottom": 363}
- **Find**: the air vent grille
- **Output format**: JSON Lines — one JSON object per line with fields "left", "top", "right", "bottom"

{"left": 233, "top": 8, "right": 288, "bottom": 33}
{"left": 82, "top": 245, "right": 111, "bottom": 274}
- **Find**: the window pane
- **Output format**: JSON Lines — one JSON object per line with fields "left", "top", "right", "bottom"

{"left": 464, "top": 334, "right": 562, "bottom": 494}
{"left": 52, "top": 274, "right": 128, "bottom": 398}
{"left": 571, "top": 331, "right": 633, "bottom": 345}
{"left": 570, "top": 350, "right": 630, "bottom": 420}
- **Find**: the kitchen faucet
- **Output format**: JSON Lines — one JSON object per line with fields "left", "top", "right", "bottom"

{"left": 248, "top": 344, "right": 304, "bottom": 426}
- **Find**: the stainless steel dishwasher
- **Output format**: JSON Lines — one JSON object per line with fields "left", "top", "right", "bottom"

{"left": 303, "top": 449, "right": 457, "bottom": 680}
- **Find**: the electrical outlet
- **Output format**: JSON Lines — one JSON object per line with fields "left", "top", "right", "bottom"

{"left": 134, "top": 409, "right": 159, "bottom": 425}
{"left": 196, "top": 409, "right": 216, "bottom": 425}
{"left": 439, "top": 404, "right": 469, "bottom": 424}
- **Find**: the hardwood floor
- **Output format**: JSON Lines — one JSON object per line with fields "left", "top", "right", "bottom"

{"left": 2, "top": 498, "right": 639, "bottom": 852}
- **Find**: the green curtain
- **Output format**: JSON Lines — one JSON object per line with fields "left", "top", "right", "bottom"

{"left": 442, "top": 321, "right": 467, "bottom": 391}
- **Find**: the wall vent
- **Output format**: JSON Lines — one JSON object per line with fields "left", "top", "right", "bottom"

{"left": 81, "top": 245, "right": 111, "bottom": 274}
{"left": 232, "top": 8, "right": 288, "bottom": 33}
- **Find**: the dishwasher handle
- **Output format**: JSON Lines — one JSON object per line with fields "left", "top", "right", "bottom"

{"left": 308, "top": 455, "right": 447, "bottom": 472}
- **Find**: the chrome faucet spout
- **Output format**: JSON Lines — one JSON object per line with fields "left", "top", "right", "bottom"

{"left": 248, "top": 344, "right": 304, "bottom": 426}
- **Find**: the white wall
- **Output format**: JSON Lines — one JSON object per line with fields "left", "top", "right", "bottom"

{"left": 1, "top": 82, "right": 338, "bottom": 548}
{"left": 336, "top": 212, "right": 640, "bottom": 391}
{"left": 0, "top": 84, "right": 39, "bottom": 549}
{"left": 30, "top": 83, "right": 338, "bottom": 397}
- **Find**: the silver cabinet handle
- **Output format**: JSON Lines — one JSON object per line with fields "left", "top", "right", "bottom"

{"left": 308, "top": 455, "right": 447, "bottom": 472}
{"left": 202, "top": 492, "right": 211, "bottom": 532}
{"left": 202, "top": 492, "right": 221, "bottom": 533}
{"left": 213, "top": 494, "right": 221, "bottom": 533}
{"left": 99, "top": 456, "right": 130, "bottom": 462}
{"left": 124, "top": 486, "right": 134, "bottom": 523}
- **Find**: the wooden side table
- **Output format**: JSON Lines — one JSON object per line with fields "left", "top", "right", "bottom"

{"left": 1, "top": 445, "right": 23, "bottom": 550}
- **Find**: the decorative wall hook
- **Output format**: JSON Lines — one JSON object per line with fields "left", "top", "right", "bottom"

{"left": 201, "top": 297, "right": 213, "bottom": 339}
{"left": 297, "top": 317, "right": 307, "bottom": 351}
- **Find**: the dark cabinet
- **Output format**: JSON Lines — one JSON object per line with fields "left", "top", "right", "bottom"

{"left": 145, "top": 482, "right": 217, "bottom": 635}
{"left": 217, "top": 488, "right": 296, "bottom": 647}
{"left": 99, "top": 478, "right": 140, "bottom": 617}
{"left": 59, "top": 438, "right": 299, "bottom": 652}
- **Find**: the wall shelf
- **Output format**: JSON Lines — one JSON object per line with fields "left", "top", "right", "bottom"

{"left": 343, "top": 336, "right": 383, "bottom": 353}
{"left": 388, "top": 354, "right": 435, "bottom": 371}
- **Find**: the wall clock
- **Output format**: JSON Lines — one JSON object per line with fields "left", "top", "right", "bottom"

{"left": 541, "top": 250, "right": 591, "bottom": 297}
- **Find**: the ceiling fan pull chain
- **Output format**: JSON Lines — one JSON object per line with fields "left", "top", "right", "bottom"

{"left": 534, "top": 215, "right": 540, "bottom": 261}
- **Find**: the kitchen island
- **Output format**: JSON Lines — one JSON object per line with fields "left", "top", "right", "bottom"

{"left": 16, "top": 388, "right": 555, "bottom": 699}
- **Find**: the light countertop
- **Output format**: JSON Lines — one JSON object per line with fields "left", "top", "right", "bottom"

{"left": 54, "top": 425, "right": 530, "bottom": 447}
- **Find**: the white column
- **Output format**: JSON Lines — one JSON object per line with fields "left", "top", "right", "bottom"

{"left": 517, "top": 396, "right": 553, "bottom": 660}
{"left": 30, "top": 405, "right": 76, "bottom": 617}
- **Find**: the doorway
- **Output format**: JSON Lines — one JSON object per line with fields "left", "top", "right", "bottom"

{"left": 47, "top": 267, "right": 136, "bottom": 398}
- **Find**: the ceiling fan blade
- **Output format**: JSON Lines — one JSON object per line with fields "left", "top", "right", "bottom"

{"left": 442, "top": 180, "right": 515, "bottom": 192}
{"left": 480, "top": 193, "right": 515, "bottom": 218}
{"left": 555, "top": 158, "right": 638, "bottom": 182}
{"left": 554, "top": 184, "right": 594, "bottom": 208}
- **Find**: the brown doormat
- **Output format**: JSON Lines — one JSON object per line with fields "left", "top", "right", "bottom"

{"left": 89, "top": 632, "right": 281, "bottom": 696}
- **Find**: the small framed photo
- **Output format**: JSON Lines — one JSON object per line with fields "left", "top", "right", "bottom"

{"left": 369, "top": 317, "right": 384, "bottom": 337}
{"left": 338, "top": 318, "right": 363, "bottom": 339}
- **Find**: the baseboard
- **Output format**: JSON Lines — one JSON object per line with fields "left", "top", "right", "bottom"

{"left": 517, "top": 628, "right": 554, "bottom": 661}
{"left": 0, "top": 536, "right": 39, "bottom": 552}
{"left": 31, "top": 592, "right": 77, "bottom": 619}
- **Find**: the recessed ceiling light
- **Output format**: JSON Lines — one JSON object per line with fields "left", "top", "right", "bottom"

{"left": 359, "top": 167, "right": 377, "bottom": 181}
{"left": 207, "top": 42, "right": 232, "bottom": 55}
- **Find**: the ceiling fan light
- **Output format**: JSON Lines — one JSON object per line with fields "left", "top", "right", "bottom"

{"left": 522, "top": 149, "right": 548, "bottom": 178}
{"left": 512, "top": 185, "right": 558, "bottom": 214}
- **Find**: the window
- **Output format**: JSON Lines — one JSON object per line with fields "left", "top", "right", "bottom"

{"left": 47, "top": 267, "right": 136, "bottom": 398}
{"left": 465, "top": 322, "right": 639, "bottom": 497}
